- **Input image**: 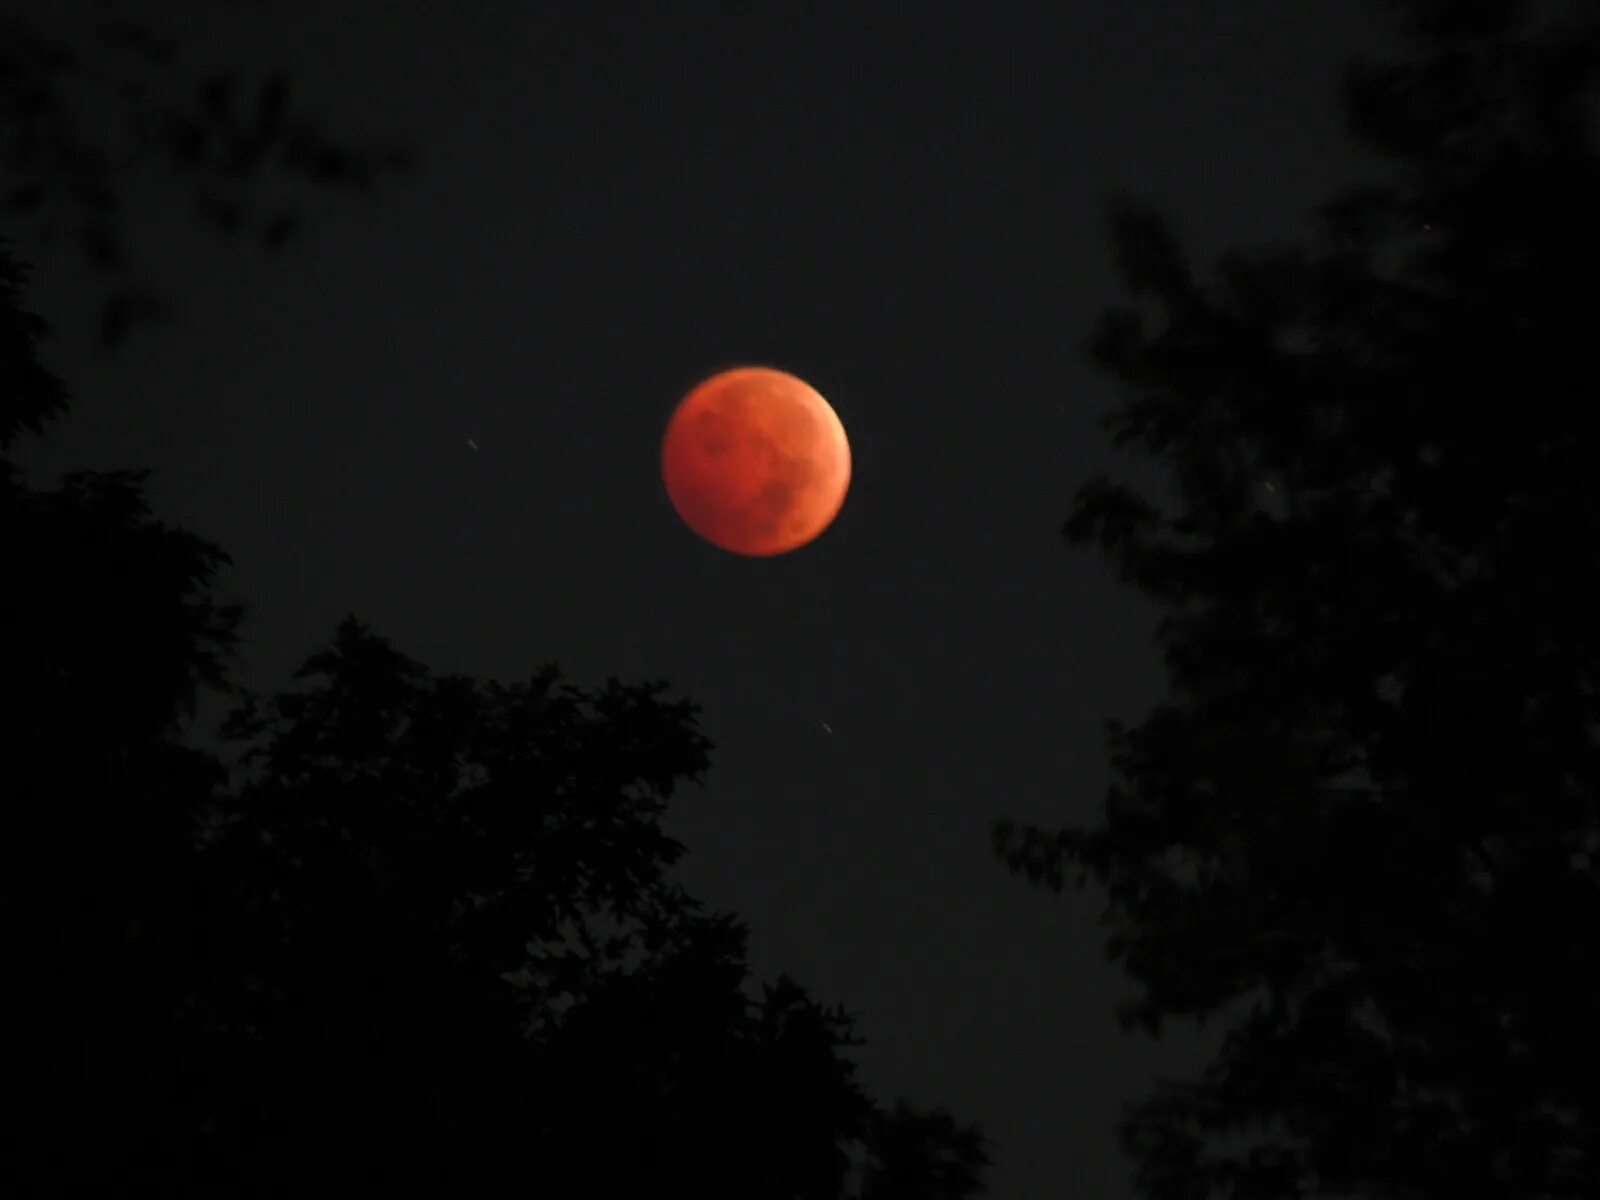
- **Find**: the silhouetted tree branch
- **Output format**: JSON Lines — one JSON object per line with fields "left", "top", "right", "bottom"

{"left": 1, "top": 0, "right": 414, "bottom": 346}
{"left": 994, "top": 1, "right": 1600, "bottom": 1196}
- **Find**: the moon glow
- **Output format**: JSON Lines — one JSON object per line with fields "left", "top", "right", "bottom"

{"left": 661, "top": 366, "right": 851, "bottom": 556}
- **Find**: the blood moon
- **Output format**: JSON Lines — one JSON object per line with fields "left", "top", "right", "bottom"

{"left": 661, "top": 365, "right": 850, "bottom": 556}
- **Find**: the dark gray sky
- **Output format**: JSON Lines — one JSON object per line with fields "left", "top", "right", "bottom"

{"left": 15, "top": 3, "right": 1394, "bottom": 1194}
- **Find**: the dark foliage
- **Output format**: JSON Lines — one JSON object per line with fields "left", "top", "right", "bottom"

{"left": 0, "top": 0, "right": 414, "bottom": 346}
{"left": 5, "top": 589, "right": 992, "bottom": 1194}
{"left": 2, "top": 290, "right": 246, "bottom": 1189}
{"left": 993, "top": 1, "right": 1600, "bottom": 1197}
{"left": 0, "top": 237, "right": 68, "bottom": 448}
{"left": 181, "top": 617, "right": 989, "bottom": 1197}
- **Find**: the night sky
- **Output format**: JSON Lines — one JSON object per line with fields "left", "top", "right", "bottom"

{"left": 16, "top": 3, "right": 1396, "bottom": 1194}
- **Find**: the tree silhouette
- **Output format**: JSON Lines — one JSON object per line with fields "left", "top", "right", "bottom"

{"left": 179, "top": 616, "right": 991, "bottom": 1197}
{"left": 1, "top": 0, "right": 414, "bottom": 346}
{"left": 4, "top": 239, "right": 246, "bottom": 1190}
{"left": 993, "top": 1, "right": 1600, "bottom": 1197}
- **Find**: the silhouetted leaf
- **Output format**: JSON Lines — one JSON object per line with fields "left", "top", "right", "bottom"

{"left": 255, "top": 70, "right": 288, "bottom": 138}
{"left": 97, "top": 287, "right": 166, "bottom": 348}
{"left": 6, "top": 183, "right": 47, "bottom": 212}
{"left": 198, "top": 72, "right": 234, "bottom": 121}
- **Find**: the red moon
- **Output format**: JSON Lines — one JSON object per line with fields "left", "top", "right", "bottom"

{"left": 661, "top": 365, "right": 851, "bottom": 556}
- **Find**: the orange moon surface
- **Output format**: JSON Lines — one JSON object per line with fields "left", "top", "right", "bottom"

{"left": 661, "top": 365, "right": 851, "bottom": 556}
